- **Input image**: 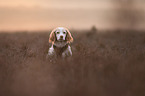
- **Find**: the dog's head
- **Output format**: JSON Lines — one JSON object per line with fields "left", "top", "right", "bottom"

{"left": 49, "top": 27, "right": 73, "bottom": 44}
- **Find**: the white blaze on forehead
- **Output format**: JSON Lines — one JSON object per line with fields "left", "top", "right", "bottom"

{"left": 56, "top": 27, "right": 67, "bottom": 32}
{"left": 57, "top": 27, "right": 65, "bottom": 30}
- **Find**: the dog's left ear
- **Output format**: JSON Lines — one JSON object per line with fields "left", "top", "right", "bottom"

{"left": 66, "top": 29, "right": 73, "bottom": 43}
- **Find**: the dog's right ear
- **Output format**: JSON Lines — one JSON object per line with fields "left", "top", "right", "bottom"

{"left": 49, "top": 29, "right": 56, "bottom": 44}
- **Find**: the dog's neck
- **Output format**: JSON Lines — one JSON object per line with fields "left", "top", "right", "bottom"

{"left": 53, "top": 41, "right": 67, "bottom": 48}
{"left": 53, "top": 43, "right": 69, "bottom": 57}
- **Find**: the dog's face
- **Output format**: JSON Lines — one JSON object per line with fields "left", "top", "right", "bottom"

{"left": 49, "top": 27, "right": 73, "bottom": 44}
{"left": 55, "top": 28, "right": 67, "bottom": 41}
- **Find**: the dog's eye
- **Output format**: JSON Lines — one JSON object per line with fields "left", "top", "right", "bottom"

{"left": 56, "top": 32, "right": 60, "bottom": 34}
{"left": 63, "top": 32, "right": 66, "bottom": 34}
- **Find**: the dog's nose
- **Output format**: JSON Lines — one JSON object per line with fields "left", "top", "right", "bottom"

{"left": 60, "top": 35, "right": 63, "bottom": 39}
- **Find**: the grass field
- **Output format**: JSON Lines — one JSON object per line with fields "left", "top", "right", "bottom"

{"left": 0, "top": 30, "right": 145, "bottom": 96}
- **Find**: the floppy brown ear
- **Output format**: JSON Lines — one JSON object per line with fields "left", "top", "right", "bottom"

{"left": 49, "top": 30, "right": 56, "bottom": 43}
{"left": 66, "top": 29, "right": 73, "bottom": 43}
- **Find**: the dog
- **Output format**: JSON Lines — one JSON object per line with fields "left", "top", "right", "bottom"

{"left": 47, "top": 27, "right": 73, "bottom": 58}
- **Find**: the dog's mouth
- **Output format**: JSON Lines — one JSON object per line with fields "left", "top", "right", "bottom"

{"left": 58, "top": 39, "right": 64, "bottom": 42}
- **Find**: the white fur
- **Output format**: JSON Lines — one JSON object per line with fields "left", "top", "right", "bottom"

{"left": 48, "top": 45, "right": 54, "bottom": 56}
{"left": 47, "top": 27, "right": 73, "bottom": 58}
{"left": 48, "top": 45, "right": 72, "bottom": 58}
{"left": 55, "top": 27, "right": 67, "bottom": 41}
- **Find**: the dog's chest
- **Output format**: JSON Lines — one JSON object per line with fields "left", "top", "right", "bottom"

{"left": 53, "top": 45, "right": 68, "bottom": 57}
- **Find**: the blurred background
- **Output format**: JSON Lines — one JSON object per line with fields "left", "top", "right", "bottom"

{"left": 0, "top": 0, "right": 145, "bottom": 31}
{"left": 1, "top": 1, "right": 145, "bottom": 96}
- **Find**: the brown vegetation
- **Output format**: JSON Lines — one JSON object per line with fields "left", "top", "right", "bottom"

{"left": 0, "top": 30, "right": 145, "bottom": 96}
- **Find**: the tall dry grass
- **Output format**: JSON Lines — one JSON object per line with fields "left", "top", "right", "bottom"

{"left": 0, "top": 30, "right": 145, "bottom": 96}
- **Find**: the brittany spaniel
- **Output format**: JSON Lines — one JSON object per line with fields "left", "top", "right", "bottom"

{"left": 47, "top": 27, "right": 73, "bottom": 58}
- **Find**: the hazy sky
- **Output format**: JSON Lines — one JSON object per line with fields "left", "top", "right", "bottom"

{"left": 0, "top": 0, "right": 114, "bottom": 9}
{"left": 1, "top": 0, "right": 144, "bottom": 9}
{"left": 0, "top": 0, "right": 145, "bottom": 31}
